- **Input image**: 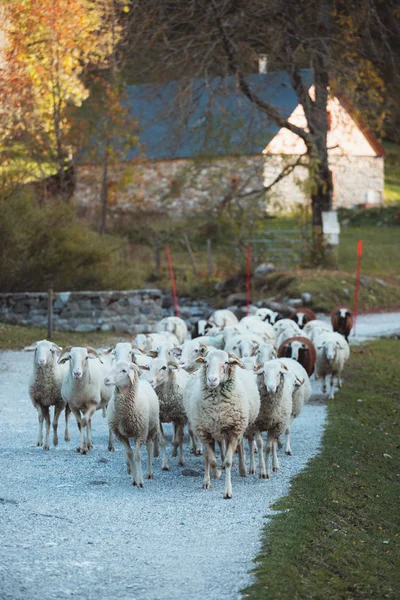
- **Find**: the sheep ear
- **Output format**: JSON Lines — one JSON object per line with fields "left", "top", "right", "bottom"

{"left": 253, "top": 364, "right": 263, "bottom": 373}
{"left": 147, "top": 349, "right": 159, "bottom": 358}
{"left": 51, "top": 343, "right": 63, "bottom": 353}
{"left": 294, "top": 376, "right": 304, "bottom": 388}
{"left": 251, "top": 345, "right": 258, "bottom": 356}
{"left": 102, "top": 346, "right": 115, "bottom": 355}
{"left": 132, "top": 344, "right": 146, "bottom": 354}
{"left": 195, "top": 356, "right": 206, "bottom": 364}
{"left": 228, "top": 353, "right": 245, "bottom": 368}
{"left": 281, "top": 363, "right": 289, "bottom": 371}
{"left": 272, "top": 351, "right": 277, "bottom": 359}
{"left": 24, "top": 343, "right": 37, "bottom": 351}
{"left": 199, "top": 343, "right": 208, "bottom": 356}
{"left": 170, "top": 347, "right": 182, "bottom": 358}
{"left": 168, "top": 360, "right": 179, "bottom": 370}
{"left": 87, "top": 347, "right": 104, "bottom": 363}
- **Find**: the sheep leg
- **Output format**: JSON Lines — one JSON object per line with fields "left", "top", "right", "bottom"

{"left": 248, "top": 436, "right": 256, "bottom": 475}
{"left": 203, "top": 445, "right": 211, "bottom": 489}
{"left": 173, "top": 423, "right": 185, "bottom": 467}
{"left": 71, "top": 408, "right": 86, "bottom": 454}
{"left": 285, "top": 424, "right": 292, "bottom": 456}
{"left": 64, "top": 404, "right": 71, "bottom": 442}
{"left": 36, "top": 405, "right": 44, "bottom": 447}
{"left": 135, "top": 439, "right": 144, "bottom": 488}
{"left": 118, "top": 435, "right": 136, "bottom": 485}
{"left": 223, "top": 437, "right": 238, "bottom": 499}
{"left": 153, "top": 435, "right": 159, "bottom": 458}
{"left": 237, "top": 440, "right": 247, "bottom": 477}
{"left": 322, "top": 376, "right": 327, "bottom": 393}
{"left": 83, "top": 405, "right": 97, "bottom": 450}
{"left": 265, "top": 432, "right": 272, "bottom": 479}
{"left": 256, "top": 433, "right": 267, "bottom": 479}
{"left": 86, "top": 418, "right": 93, "bottom": 450}
{"left": 42, "top": 406, "right": 51, "bottom": 451}
{"left": 171, "top": 423, "right": 178, "bottom": 457}
{"left": 272, "top": 437, "right": 280, "bottom": 472}
{"left": 52, "top": 404, "right": 62, "bottom": 447}
{"left": 203, "top": 442, "right": 220, "bottom": 489}
{"left": 108, "top": 428, "right": 115, "bottom": 452}
{"left": 218, "top": 439, "right": 226, "bottom": 464}
{"left": 159, "top": 425, "right": 170, "bottom": 471}
{"left": 189, "top": 426, "right": 202, "bottom": 455}
{"left": 146, "top": 438, "right": 154, "bottom": 480}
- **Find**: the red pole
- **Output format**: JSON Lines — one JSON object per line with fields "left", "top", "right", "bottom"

{"left": 246, "top": 244, "right": 251, "bottom": 316}
{"left": 353, "top": 240, "right": 363, "bottom": 336}
{"left": 166, "top": 246, "right": 180, "bottom": 317}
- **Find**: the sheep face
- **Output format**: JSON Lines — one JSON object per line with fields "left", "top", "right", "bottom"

{"left": 257, "top": 343, "right": 277, "bottom": 364}
{"left": 255, "top": 308, "right": 276, "bottom": 323}
{"left": 229, "top": 338, "right": 259, "bottom": 358}
{"left": 113, "top": 342, "right": 135, "bottom": 363}
{"left": 287, "top": 341, "right": 308, "bottom": 361}
{"left": 146, "top": 357, "right": 178, "bottom": 387}
{"left": 197, "top": 349, "right": 243, "bottom": 390}
{"left": 319, "top": 341, "right": 342, "bottom": 364}
{"left": 172, "top": 341, "right": 207, "bottom": 371}
{"left": 58, "top": 347, "right": 103, "bottom": 379}
{"left": 104, "top": 361, "right": 139, "bottom": 388}
{"left": 260, "top": 361, "right": 288, "bottom": 394}
{"left": 25, "top": 339, "right": 62, "bottom": 367}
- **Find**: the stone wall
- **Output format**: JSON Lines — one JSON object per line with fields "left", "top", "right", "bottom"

{"left": 74, "top": 153, "right": 384, "bottom": 217}
{"left": 74, "top": 155, "right": 265, "bottom": 217}
{"left": 0, "top": 290, "right": 164, "bottom": 334}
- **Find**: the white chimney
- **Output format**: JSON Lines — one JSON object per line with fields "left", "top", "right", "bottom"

{"left": 258, "top": 54, "right": 268, "bottom": 74}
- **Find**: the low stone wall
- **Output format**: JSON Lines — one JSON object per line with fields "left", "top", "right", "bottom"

{"left": 0, "top": 290, "right": 165, "bottom": 334}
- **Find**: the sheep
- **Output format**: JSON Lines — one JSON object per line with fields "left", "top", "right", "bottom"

{"left": 207, "top": 309, "right": 239, "bottom": 329}
{"left": 291, "top": 308, "right": 317, "bottom": 328}
{"left": 250, "top": 360, "right": 299, "bottom": 478}
{"left": 170, "top": 339, "right": 210, "bottom": 372}
{"left": 156, "top": 316, "right": 188, "bottom": 344}
{"left": 277, "top": 336, "right": 317, "bottom": 376}
{"left": 278, "top": 358, "right": 312, "bottom": 455}
{"left": 146, "top": 356, "right": 194, "bottom": 468}
{"left": 275, "top": 321, "right": 302, "bottom": 349}
{"left": 254, "top": 308, "right": 280, "bottom": 324}
{"left": 331, "top": 308, "right": 353, "bottom": 341}
{"left": 255, "top": 343, "right": 277, "bottom": 365}
{"left": 191, "top": 319, "right": 208, "bottom": 338}
{"left": 25, "top": 340, "right": 70, "bottom": 450}
{"left": 133, "top": 332, "right": 180, "bottom": 353}
{"left": 240, "top": 316, "right": 276, "bottom": 343}
{"left": 58, "top": 346, "right": 114, "bottom": 454}
{"left": 224, "top": 333, "right": 264, "bottom": 358}
{"left": 184, "top": 349, "right": 260, "bottom": 499}
{"left": 314, "top": 332, "right": 350, "bottom": 399}
{"left": 105, "top": 361, "right": 159, "bottom": 487}
{"left": 303, "top": 319, "right": 332, "bottom": 344}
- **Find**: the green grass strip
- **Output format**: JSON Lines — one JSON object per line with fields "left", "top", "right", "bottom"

{"left": 243, "top": 339, "right": 400, "bottom": 600}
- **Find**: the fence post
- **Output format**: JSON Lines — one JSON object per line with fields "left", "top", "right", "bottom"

{"left": 246, "top": 245, "right": 251, "bottom": 316}
{"left": 183, "top": 233, "right": 198, "bottom": 276}
{"left": 47, "top": 288, "right": 53, "bottom": 340}
{"left": 207, "top": 239, "right": 212, "bottom": 278}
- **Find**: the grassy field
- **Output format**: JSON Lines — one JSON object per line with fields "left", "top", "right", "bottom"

{"left": 384, "top": 141, "right": 400, "bottom": 203}
{"left": 0, "top": 322, "right": 130, "bottom": 351}
{"left": 243, "top": 339, "right": 400, "bottom": 600}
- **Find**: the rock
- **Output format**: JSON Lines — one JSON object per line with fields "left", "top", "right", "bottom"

{"left": 75, "top": 323, "right": 97, "bottom": 333}
{"left": 375, "top": 278, "right": 387, "bottom": 287}
{"left": 254, "top": 263, "right": 276, "bottom": 278}
{"left": 301, "top": 292, "right": 312, "bottom": 304}
{"left": 288, "top": 298, "right": 303, "bottom": 308}
{"left": 343, "top": 288, "right": 350, "bottom": 296}
{"left": 181, "top": 469, "right": 201, "bottom": 477}
{"left": 226, "top": 293, "right": 248, "bottom": 306}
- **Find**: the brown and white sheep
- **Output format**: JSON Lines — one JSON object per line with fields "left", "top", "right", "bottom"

{"left": 277, "top": 336, "right": 317, "bottom": 376}
{"left": 331, "top": 308, "right": 353, "bottom": 341}
{"left": 291, "top": 308, "right": 317, "bottom": 329}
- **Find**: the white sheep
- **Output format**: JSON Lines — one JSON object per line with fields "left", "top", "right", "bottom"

{"left": 239, "top": 316, "right": 276, "bottom": 344}
{"left": 207, "top": 309, "right": 239, "bottom": 329}
{"left": 133, "top": 332, "right": 180, "bottom": 353}
{"left": 256, "top": 343, "right": 277, "bottom": 365}
{"left": 156, "top": 316, "right": 188, "bottom": 344}
{"left": 58, "top": 346, "right": 114, "bottom": 454}
{"left": 146, "top": 356, "right": 194, "bottom": 468}
{"left": 184, "top": 349, "right": 260, "bottom": 499}
{"left": 224, "top": 333, "right": 263, "bottom": 358}
{"left": 105, "top": 361, "right": 159, "bottom": 487}
{"left": 278, "top": 358, "right": 312, "bottom": 455}
{"left": 251, "top": 359, "right": 304, "bottom": 478}
{"left": 275, "top": 321, "right": 302, "bottom": 349}
{"left": 314, "top": 332, "right": 350, "bottom": 399}
{"left": 25, "top": 340, "right": 70, "bottom": 450}
{"left": 303, "top": 319, "right": 332, "bottom": 344}
{"left": 254, "top": 308, "right": 280, "bottom": 324}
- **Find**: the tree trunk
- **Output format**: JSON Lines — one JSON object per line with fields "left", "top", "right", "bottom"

{"left": 311, "top": 159, "right": 332, "bottom": 228}
{"left": 100, "top": 153, "right": 108, "bottom": 236}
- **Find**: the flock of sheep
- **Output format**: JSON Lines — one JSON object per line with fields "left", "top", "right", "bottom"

{"left": 25, "top": 307, "right": 353, "bottom": 498}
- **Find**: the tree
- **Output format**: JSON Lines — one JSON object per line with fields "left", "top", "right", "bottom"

{"left": 0, "top": 0, "right": 120, "bottom": 199}
{"left": 124, "top": 0, "right": 399, "bottom": 258}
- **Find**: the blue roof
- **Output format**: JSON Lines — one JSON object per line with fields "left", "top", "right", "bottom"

{"left": 94, "top": 69, "right": 314, "bottom": 161}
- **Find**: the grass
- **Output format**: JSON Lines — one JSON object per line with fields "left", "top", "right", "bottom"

{"left": 0, "top": 322, "right": 130, "bottom": 351}
{"left": 384, "top": 141, "right": 400, "bottom": 203}
{"left": 243, "top": 339, "right": 400, "bottom": 600}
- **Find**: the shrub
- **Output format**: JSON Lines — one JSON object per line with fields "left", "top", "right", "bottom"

{"left": 0, "top": 186, "right": 134, "bottom": 292}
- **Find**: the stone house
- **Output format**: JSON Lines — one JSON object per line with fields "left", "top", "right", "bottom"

{"left": 74, "top": 69, "right": 385, "bottom": 216}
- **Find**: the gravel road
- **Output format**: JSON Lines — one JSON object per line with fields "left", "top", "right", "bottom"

{"left": 0, "top": 349, "right": 327, "bottom": 600}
